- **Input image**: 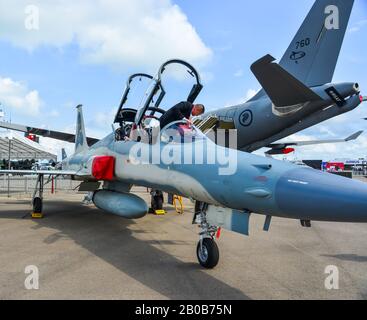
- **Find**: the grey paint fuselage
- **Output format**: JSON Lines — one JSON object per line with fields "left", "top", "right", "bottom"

{"left": 62, "top": 131, "right": 367, "bottom": 223}
{"left": 207, "top": 82, "right": 361, "bottom": 152}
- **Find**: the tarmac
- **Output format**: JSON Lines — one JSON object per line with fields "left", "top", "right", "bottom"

{"left": 0, "top": 187, "right": 367, "bottom": 300}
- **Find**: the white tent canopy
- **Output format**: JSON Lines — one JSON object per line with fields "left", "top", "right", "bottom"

{"left": 0, "top": 131, "right": 56, "bottom": 161}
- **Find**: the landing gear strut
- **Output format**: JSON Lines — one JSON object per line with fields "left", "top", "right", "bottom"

{"left": 194, "top": 201, "right": 220, "bottom": 269}
{"left": 30, "top": 174, "right": 44, "bottom": 218}
{"left": 149, "top": 189, "right": 164, "bottom": 214}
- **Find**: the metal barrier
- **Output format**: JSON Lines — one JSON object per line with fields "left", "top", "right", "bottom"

{"left": 0, "top": 176, "right": 81, "bottom": 196}
{"left": 352, "top": 171, "right": 367, "bottom": 177}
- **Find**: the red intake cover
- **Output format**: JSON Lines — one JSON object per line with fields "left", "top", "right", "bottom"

{"left": 92, "top": 156, "right": 115, "bottom": 181}
{"left": 282, "top": 148, "right": 295, "bottom": 155}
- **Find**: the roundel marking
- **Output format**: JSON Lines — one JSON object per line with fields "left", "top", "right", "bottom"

{"left": 239, "top": 110, "right": 253, "bottom": 127}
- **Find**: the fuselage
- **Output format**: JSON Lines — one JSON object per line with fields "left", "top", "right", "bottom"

{"left": 63, "top": 129, "right": 367, "bottom": 223}
{"left": 206, "top": 82, "right": 361, "bottom": 152}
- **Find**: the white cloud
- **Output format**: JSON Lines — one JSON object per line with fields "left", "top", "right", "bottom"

{"left": 318, "top": 125, "right": 337, "bottom": 137}
{"left": 0, "top": 76, "right": 42, "bottom": 115}
{"left": 39, "top": 137, "right": 73, "bottom": 161}
{"left": 348, "top": 19, "right": 367, "bottom": 33}
{"left": 0, "top": 0, "right": 212, "bottom": 70}
{"left": 49, "top": 109, "right": 60, "bottom": 117}
{"left": 234, "top": 69, "right": 244, "bottom": 77}
{"left": 224, "top": 88, "right": 259, "bottom": 107}
{"left": 61, "top": 101, "right": 76, "bottom": 109}
{"left": 38, "top": 118, "right": 108, "bottom": 160}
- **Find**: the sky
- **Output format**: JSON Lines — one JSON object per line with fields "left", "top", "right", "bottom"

{"left": 0, "top": 0, "right": 366, "bottom": 161}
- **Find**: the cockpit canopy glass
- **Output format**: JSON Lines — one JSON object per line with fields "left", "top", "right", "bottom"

{"left": 160, "top": 120, "right": 206, "bottom": 144}
{"left": 114, "top": 73, "right": 155, "bottom": 124}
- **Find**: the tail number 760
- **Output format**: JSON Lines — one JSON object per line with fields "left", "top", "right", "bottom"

{"left": 296, "top": 38, "right": 311, "bottom": 49}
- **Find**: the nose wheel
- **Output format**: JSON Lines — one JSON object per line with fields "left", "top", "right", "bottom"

{"left": 195, "top": 201, "right": 220, "bottom": 269}
{"left": 197, "top": 238, "right": 219, "bottom": 269}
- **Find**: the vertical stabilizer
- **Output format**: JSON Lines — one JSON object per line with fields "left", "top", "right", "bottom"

{"left": 61, "top": 148, "right": 68, "bottom": 160}
{"left": 249, "top": 0, "right": 354, "bottom": 102}
{"left": 75, "top": 105, "right": 88, "bottom": 153}
{"left": 279, "top": 0, "right": 354, "bottom": 86}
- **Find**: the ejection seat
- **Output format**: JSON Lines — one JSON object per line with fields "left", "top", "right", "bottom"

{"left": 114, "top": 108, "right": 137, "bottom": 141}
{"left": 113, "top": 73, "right": 155, "bottom": 142}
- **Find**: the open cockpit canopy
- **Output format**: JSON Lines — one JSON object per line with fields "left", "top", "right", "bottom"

{"left": 114, "top": 60, "right": 204, "bottom": 144}
{"left": 114, "top": 73, "right": 155, "bottom": 125}
{"left": 134, "top": 59, "right": 204, "bottom": 127}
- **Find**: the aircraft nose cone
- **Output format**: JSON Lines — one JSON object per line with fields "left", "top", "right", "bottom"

{"left": 275, "top": 168, "right": 367, "bottom": 222}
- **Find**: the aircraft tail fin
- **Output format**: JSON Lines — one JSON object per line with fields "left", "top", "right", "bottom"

{"left": 61, "top": 148, "right": 68, "bottom": 160}
{"left": 279, "top": 0, "right": 354, "bottom": 87}
{"left": 75, "top": 105, "right": 88, "bottom": 154}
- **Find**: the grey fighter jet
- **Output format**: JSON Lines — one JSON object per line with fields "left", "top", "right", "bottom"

{"left": 1, "top": 60, "right": 367, "bottom": 270}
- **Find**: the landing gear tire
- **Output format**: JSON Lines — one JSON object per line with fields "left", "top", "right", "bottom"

{"left": 149, "top": 189, "right": 164, "bottom": 213}
{"left": 155, "top": 196, "right": 163, "bottom": 211}
{"left": 196, "top": 238, "right": 219, "bottom": 269}
{"left": 33, "top": 197, "right": 43, "bottom": 213}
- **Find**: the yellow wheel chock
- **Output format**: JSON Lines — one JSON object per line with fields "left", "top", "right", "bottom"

{"left": 31, "top": 212, "right": 43, "bottom": 219}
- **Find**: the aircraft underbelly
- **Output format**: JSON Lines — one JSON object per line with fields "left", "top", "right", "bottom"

{"left": 115, "top": 162, "right": 221, "bottom": 206}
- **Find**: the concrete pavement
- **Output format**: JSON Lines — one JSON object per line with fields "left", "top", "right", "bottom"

{"left": 0, "top": 188, "right": 366, "bottom": 299}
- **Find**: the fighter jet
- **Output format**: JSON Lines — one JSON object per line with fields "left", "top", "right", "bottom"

{"left": 199, "top": 0, "right": 365, "bottom": 155}
{"left": 1, "top": 59, "right": 367, "bottom": 270}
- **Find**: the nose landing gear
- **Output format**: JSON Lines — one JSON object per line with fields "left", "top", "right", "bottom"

{"left": 197, "top": 238, "right": 219, "bottom": 269}
{"left": 195, "top": 201, "right": 220, "bottom": 269}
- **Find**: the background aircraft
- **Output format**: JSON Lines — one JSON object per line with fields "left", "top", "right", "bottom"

{"left": 0, "top": 0, "right": 364, "bottom": 158}
{"left": 1, "top": 60, "right": 367, "bottom": 270}
{"left": 199, "top": 0, "right": 366, "bottom": 155}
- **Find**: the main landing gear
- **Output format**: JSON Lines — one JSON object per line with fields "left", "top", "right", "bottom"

{"left": 149, "top": 189, "right": 165, "bottom": 214}
{"left": 30, "top": 174, "right": 44, "bottom": 219}
{"left": 194, "top": 201, "right": 220, "bottom": 269}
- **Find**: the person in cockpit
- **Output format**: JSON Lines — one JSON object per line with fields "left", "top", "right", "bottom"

{"left": 159, "top": 101, "right": 205, "bottom": 130}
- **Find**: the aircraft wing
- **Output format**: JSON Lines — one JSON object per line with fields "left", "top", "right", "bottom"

{"left": 266, "top": 131, "right": 363, "bottom": 155}
{"left": 0, "top": 170, "right": 78, "bottom": 176}
{"left": 250, "top": 54, "right": 322, "bottom": 107}
{"left": 0, "top": 121, "right": 100, "bottom": 146}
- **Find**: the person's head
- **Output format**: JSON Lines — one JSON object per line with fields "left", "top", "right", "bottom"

{"left": 191, "top": 104, "right": 205, "bottom": 117}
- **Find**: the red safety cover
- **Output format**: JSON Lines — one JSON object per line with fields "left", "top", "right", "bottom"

{"left": 282, "top": 148, "right": 295, "bottom": 155}
{"left": 92, "top": 156, "right": 115, "bottom": 181}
